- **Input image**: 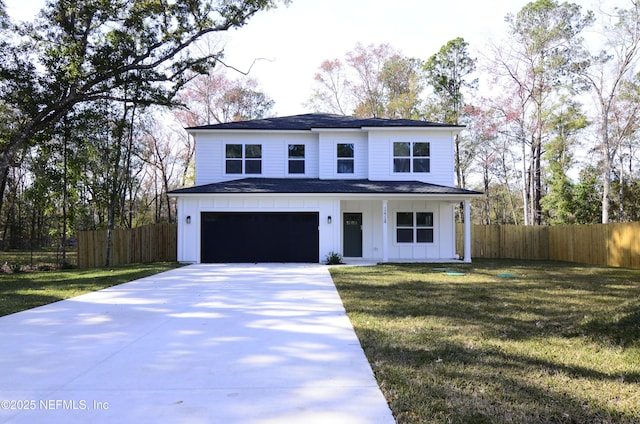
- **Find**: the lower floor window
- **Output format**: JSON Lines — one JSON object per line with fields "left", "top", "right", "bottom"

{"left": 396, "top": 212, "right": 434, "bottom": 243}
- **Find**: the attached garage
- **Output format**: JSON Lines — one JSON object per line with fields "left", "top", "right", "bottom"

{"left": 200, "top": 212, "right": 319, "bottom": 263}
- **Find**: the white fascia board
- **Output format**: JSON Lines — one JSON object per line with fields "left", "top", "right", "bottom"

{"left": 362, "top": 126, "right": 465, "bottom": 134}
{"left": 186, "top": 127, "right": 464, "bottom": 135}
{"left": 186, "top": 129, "right": 311, "bottom": 135}
{"left": 309, "top": 128, "right": 362, "bottom": 133}
{"left": 170, "top": 192, "right": 482, "bottom": 200}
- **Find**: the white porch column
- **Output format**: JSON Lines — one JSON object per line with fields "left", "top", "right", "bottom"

{"left": 382, "top": 200, "right": 388, "bottom": 262}
{"left": 464, "top": 200, "right": 472, "bottom": 263}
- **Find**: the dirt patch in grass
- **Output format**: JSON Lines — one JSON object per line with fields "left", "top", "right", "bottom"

{"left": 331, "top": 260, "right": 640, "bottom": 424}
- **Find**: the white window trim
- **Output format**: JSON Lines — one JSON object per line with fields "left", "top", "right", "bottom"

{"left": 336, "top": 142, "right": 355, "bottom": 175}
{"left": 392, "top": 141, "right": 431, "bottom": 174}
{"left": 287, "top": 144, "right": 306, "bottom": 175}
{"left": 394, "top": 211, "right": 435, "bottom": 244}
{"left": 224, "top": 143, "right": 262, "bottom": 176}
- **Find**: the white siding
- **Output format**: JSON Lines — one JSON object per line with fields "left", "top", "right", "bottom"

{"left": 195, "top": 128, "right": 457, "bottom": 186}
{"left": 180, "top": 124, "right": 465, "bottom": 264}
{"left": 318, "top": 132, "right": 368, "bottom": 179}
{"left": 367, "top": 130, "right": 455, "bottom": 185}
{"left": 194, "top": 132, "right": 319, "bottom": 185}
{"left": 194, "top": 133, "right": 225, "bottom": 185}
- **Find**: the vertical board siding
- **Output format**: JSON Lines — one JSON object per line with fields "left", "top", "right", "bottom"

{"left": 77, "top": 223, "right": 177, "bottom": 268}
{"left": 456, "top": 223, "right": 640, "bottom": 269}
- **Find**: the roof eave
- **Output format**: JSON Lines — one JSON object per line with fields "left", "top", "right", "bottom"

{"left": 170, "top": 191, "right": 482, "bottom": 199}
{"left": 361, "top": 126, "right": 465, "bottom": 132}
{"left": 186, "top": 128, "right": 312, "bottom": 135}
{"left": 186, "top": 127, "right": 463, "bottom": 134}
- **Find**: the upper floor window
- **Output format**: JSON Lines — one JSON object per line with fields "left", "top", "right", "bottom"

{"left": 337, "top": 143, "right": 354, "bottom": 174}
{"left": 396, "top": 212, "right": 434, "bottom": 243}
{"left": 226, "top": 144, "right": 262, "bottom": 174}
{"left": 393, "top": 142, "right": 430, "bottom": 173}
{"left": 288, "top": 144, "right": 305, "bottom": 174}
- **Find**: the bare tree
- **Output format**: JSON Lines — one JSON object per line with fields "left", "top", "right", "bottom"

{"left": 581, "top": 1, "right": 640, "bottom": 223}
{"left": 176, "top": 70, "right": 274, "bottom": 125}
{"left": 491, "top": 0, "right": 593, "bottom": 225}
{"left": 138, "top": 119, "right": 180, "bottom": 224}
{"left": 306, "top": 59, "right": 353, "bottom": 115}
{"left": 307, "top": 43, "right": 423, "bottom": 119}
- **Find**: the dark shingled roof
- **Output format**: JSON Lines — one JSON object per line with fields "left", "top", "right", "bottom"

{"left": 186, "top": 113, "right": 464, "bottom": 131}
{"left": 170, "top": 178, "right": 482, "bottom": 196}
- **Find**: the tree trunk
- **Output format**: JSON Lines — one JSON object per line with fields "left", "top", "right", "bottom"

{"left": 532, "top": 84, "right": 544, "bottom": 226}
{"left": 0, "top": 166, "right": 9, "bottom": 248}
{"left": 520, "top": 121, "right": 529, "bottom": 226}
{"left": 61, "top": 130, "right": 68, "bottom": 266}
{"left": 602, "top": 175, "right": 611, "bottom": 224}
{"left": 455, "top": 134, "right": 462, "bottom": 188}
{"left": 601, "top": 112, "right": 611, "bottom": 224}
{"left": 618, "top": 153, "right": 625, "bottom": 222}
{"left": 483, "top": 167, "right": 491, "bottom": 225}
{"left": 533, "top": 139, "right": 542, "bottom": 225}
{"left": 105, "top": 159, "right": 121, "bottom": 267}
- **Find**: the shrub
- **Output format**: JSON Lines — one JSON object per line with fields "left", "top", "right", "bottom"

{"left": 325, "top": 251, "right": 343, "bottom": 265}
{"left": 59, "top": 262, "right": 76, "bottom": 270}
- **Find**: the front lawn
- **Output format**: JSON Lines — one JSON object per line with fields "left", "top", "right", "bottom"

{"left": 0, "top": 262, "right": 182, "bottom": 316}
{"left": 330, "top": 260, "right": 640, "bottom": 424}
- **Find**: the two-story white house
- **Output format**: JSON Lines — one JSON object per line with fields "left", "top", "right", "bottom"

{"left": 170, "top": 113, "right": 481, "bottom": 264}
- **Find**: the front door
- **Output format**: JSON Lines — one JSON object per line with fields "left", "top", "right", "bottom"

{"left": 343, "top": 213, "right": 363, "bottom": 257}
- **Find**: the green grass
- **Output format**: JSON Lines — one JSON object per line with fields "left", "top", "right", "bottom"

{"left": 330, "top": 260, "right": 640, "bottom": 424}
{"left": 0, "top": 248, "right": 77, "bottom": 269}
{"left": 0, "top": 262, "right": 183, "bottom": 316}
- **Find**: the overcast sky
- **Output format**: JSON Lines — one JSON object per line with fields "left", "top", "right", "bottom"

{"left": 4, "top": 0, "right": 627, "bottom": 116}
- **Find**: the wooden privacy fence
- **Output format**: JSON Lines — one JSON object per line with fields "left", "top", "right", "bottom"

{"left": 77, "top": 222, "right": 639, "bottom": 269}
{"left": 457, "top": 223, "right": 640, "bottom": 269}
{"left": 77, "top": 223, "right": 177, "bottom": 268}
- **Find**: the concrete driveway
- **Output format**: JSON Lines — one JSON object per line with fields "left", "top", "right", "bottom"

{"left": 0, "top": 264, "right": 395, "bottom": 424}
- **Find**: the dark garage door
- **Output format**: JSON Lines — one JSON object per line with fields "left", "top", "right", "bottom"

{"left": 201, "top": 212, "right": 319, "bottom": 263}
